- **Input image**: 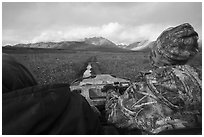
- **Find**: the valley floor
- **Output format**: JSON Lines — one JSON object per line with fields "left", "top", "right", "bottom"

{"left": 3, "top": 48, "right": 202, "bottom": 85}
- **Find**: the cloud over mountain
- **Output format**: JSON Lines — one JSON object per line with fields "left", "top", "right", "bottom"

{"left": 9, "top": 22, "right": 172, "bottom": 46}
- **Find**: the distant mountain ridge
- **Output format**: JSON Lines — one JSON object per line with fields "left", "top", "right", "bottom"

{"left": 84, "top": 37, "right": 116, "bottom": 47}
{"left": 7, "top": 37, "right": 132, "bottom": 52}
{"left": 5, "top": 36, "right": 202, "bottom": 52}
{"left": 117, "top": 40, "right": 155, "bottom": 51}
{"left": 12, "top": 37, "right": 118, "bottom": 49}
{"left": 7, "top": 37, "right": 158, "bottom": 51}
{"left": 125, "top": 40, "right": 149, "bottom": 50}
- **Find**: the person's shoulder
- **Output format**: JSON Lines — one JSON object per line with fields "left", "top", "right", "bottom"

{"left": 171, "top": 65, "right": 201, "bottom": 82}
{"left": 146, "top": 64, "right": 201, "bottom": 82}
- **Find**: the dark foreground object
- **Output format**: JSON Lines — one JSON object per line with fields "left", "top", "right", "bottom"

{"left": 2, "top": 53, "right": 37, "bottom": 93}
{"left": 2, "top": 84, "right": 102, "bottom": 135}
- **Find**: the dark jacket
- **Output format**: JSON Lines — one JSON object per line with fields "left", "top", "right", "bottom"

{"left": 2, "top": 53, "right": 37, "bottom": 93}
{"left": 2, "top": 54, "right": 102, "bottom": 135}
{"left": 3, "top": 84, "right": 102, "bottom": 135}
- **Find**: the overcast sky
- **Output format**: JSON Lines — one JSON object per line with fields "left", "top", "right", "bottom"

{"left": 2, "top": 2, "right": 202, "bottom": 46}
